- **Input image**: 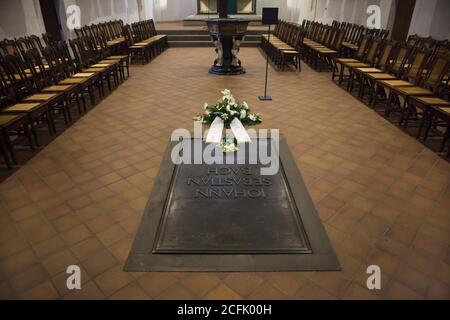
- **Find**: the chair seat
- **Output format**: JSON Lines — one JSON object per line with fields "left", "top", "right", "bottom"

{"left": 394, "top": 86, "right": 433, "bottom": 96}
{"left": 342, "top": 42, "right": 358, "bottom": 50}
{"left": 377, "top": 80, "right": 414, "bottom": 87}
{"left": 335, "top": 58, "right": 358, "bottom": 63}
{"left": 436, "top": 107, "right": 450, "bottom": 116}
{"left": 83, "top": 68, "right": 108, "bottom": 73}
{"left": 59, "top": 78, "right": 90, "bottom": 84}
{"left": 106, "top": 55, "right": 128, "bottom": 60}
{"left": 23, "top": 93, "right": 62, "bottom": 101}
{"left": 411, "top": 96, "right": 450, "bottom": 106}
{"left": 72, "top": 72, "right": 96, "bottom": 78}
{"left": 366, "top": 73, "right": 396, "bottom": 80}
{"left": 42, "top": 85, "right": 77, "bottom": 92}
{"left": 1, "top": 102, "right": 43, "bottom": 112}
{"left": 91, "top": 63, "right": 113, "bottom": 68}
{"left": 355, "top": 67, "right": 382, "bottom": 73}
{"left": 345, "top": 62, "right": 369, "bottom": 67}
{"left": 0, "top": 114, "right": 25, "bottom": 126}
{"left": 316, "top": 49, "right": 337, "bottom": 54}
{"left": 99, "top": 60, "right": 119, "bottom": 64}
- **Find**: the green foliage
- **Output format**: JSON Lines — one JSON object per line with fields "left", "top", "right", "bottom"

{"left": 194, "top": 89, "right": 262, "bottom": 128}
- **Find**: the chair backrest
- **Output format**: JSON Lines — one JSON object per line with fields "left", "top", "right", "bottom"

{"left": 41, "top": 46, "right": 67, "bottom": 83}
{"left": 355, "top": 35, "right": 370, "bottom": 60}
{"left": 22, "top": 48, "right": 48, "bottom": 90}
{"left": 389, "top": 44, "right": 411, "bottom": 76}
{"left": 376, "top": 40, "right": 395, "bottom": 69}
{"left": 403, "top": 48, "right": 430, "bottom": 84}
{"left": 422, "top": 52, "right": 450, "bottom": 93}
{"left": 364, "top": 38, "right": 382, "bottom": 64}
{"left": 332, "top": 29, "right": 345, "bottom": 51}
{"left": 0, "top": 54, "right": 32, "bottom": 100}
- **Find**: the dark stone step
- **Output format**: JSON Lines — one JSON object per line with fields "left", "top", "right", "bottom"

{"left": 160, "top": 29, "right": 267, "bottom": 36}
{"left": 168, "top": 34, "right": 261, "bottom": 42}
{"left": 168, "top": 41, "right": 260, "bottom": 48}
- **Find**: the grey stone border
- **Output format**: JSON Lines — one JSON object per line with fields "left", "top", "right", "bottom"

{"left": 124, "top": 137, "right": 340, "bottom": 271}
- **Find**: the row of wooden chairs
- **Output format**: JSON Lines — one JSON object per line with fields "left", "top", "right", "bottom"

{"left": 74, "top": 20, "right": 128, "bottom": 56}
{"left": 302, "top": 20, "right": 389, "bottom": 71}
{"left": 260, "top": 20, "right": 302, "bottom": 71}
{"left": 302, "top": 22, "right": 347, "bottom": 70}
{"left": 0, "top": 34, "right": 128, "bottom": 169}
{"left": 126, "top": 19, "right": 168, "bottom": 64}
{"left": 333, "top": 34, "right": 450, "bottom": 157}
{"left": 74, "top": 21, "right": 130, "bottom": 78}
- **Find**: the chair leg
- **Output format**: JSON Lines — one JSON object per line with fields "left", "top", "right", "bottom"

{"left": 417, "top": 109, "right": 428, "bottom": 139}
{"left": 23, "top": 123, "right": 35, "bottom": 151}
{"left": 385, "top": 92, "right": 393, "bottom": 117}
{"left": 398, "top": 97, "right": 408, "bottom": 126}
{"left": 2, "top": 129, "right": 18, "bottom": 164}
{"left": 440, "top": 129, "right": 449, "bottom": 154}
{"left": 423, "top": 115, "right": 433, "bottom": 142}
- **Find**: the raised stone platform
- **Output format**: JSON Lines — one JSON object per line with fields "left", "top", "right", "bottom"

{"left": 124, "top": 137, "right": 340, "bottom": 272}
{"left": 184, "top": 14, "right": 262, "bottom": 26}
{"left": 156, "top": 21, "right": 265, "bottom": 47}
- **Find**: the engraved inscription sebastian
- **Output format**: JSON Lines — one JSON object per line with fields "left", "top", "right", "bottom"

{"left": 187, "top": 166, "right": 272, "bottom": 199}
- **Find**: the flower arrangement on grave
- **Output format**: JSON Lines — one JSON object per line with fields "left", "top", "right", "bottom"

{"left": 194, "top": 89, "right": 262, "bottom": 128}
{"left": 194, "top": 89, "right": 262, "bottom": 152}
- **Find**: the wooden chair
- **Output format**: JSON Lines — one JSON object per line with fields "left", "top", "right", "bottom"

{"left": 356, "top": 40, "right": 397, "bottom": 102}
{"left": 382, "top": 48, "right": 431, "bottom": 119}
{"left": 0, "top": 114, "right": 34, "bottom": 168}
{"left": 332, "top": 35, "right": 370, "bottom": 84}
{"left": 400, "top": 52, "right": 450, "bottom": 128}
{"left": 347, "top": 37, "right": 383, "bottom": 92}
{"left": 423, "top": 106, "right": 450, "bottom": 157}
{"left": 372, "top": 45, "right": 421, "bottom": 110}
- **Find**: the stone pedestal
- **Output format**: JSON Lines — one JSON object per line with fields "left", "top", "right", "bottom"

{"left": 205, "top": 18, "right": 249, "bottom": 75}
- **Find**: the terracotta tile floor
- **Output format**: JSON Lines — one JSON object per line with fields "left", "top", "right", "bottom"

{"left": 0, "top": 48, "right": 449, "bottom": 300}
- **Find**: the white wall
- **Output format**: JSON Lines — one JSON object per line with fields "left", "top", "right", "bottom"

{"left": 0, "top": 0, "right": 46, "bottom": 39}
{"left": 58, "top": 0, "right": 141, "bottom": 39}
{"left": 408, "top": 0, "right": 437, "bottom": 38}
{"left": 153, "top": 0, "right": 196, "bottom": 21}
{"left": 255, "top": 0, "right": 396, "bottom": 29}
{"left": 429, "top": 0, "right": 450, "bottom": 40}
{"left": 409, "top": 0, "right": 450, "bottom": 40}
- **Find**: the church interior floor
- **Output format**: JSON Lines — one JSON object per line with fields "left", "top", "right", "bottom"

{"left": 0, "top": 48, "right": 449, "bottom": 300}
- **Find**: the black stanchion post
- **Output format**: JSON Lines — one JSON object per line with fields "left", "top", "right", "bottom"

{"left": 259, "top": 8, "right": 278, "bottom": 101}
{"left": 259, "top": 23, "right": 272, "bottom": 101}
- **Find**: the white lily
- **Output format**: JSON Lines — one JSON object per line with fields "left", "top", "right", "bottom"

{"left": 221, "top": 89, "right": 231, "bottom": 97}
{"left": 240, "top": 109, "right": 247, "bottom": 119}
{"left": 242, "top": 101, "right": 249, "bottom": 110}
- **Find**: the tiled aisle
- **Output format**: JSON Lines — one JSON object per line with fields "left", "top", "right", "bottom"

{"left": 0, "top": 48, "right": 449, "bottom": 300}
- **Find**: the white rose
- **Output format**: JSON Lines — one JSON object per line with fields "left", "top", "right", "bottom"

{"left": 221, "top": 89, "right": 231, "bottom": 97}
{"left": 242, "top": 101, "right": 249, "bottom": 110}
{"left": 226, "top": 104, "right": 231, "bottom": 112}
{"left": 240, "top": 109, "right": 247, "bottom": 119}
